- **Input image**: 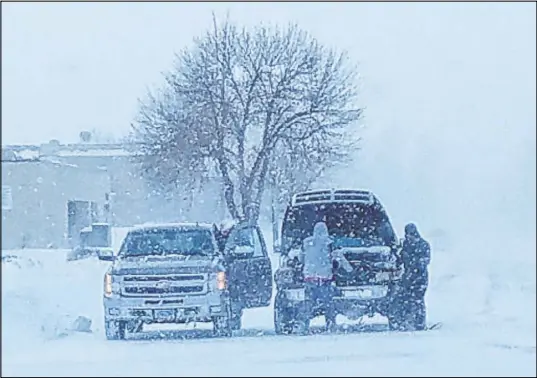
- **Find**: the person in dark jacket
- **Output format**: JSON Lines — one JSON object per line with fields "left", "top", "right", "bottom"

{"left": 400, "top": 223, "right": 431, "bottom": 330}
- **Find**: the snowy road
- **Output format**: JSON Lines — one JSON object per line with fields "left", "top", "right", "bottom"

{"left": 2, "top": 235, "right": 535, "bottom": 377}
{"left": 4, "top": 322, "right": 534, "bottom": 377}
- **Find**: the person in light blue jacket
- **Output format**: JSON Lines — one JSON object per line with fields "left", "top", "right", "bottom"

{"left": 301, "top": 222, "right": 353, "bottom": 332}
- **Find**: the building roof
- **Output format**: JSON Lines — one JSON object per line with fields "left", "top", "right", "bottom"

{"left": 1, "top": 140, "right": 142, "bottom": 162}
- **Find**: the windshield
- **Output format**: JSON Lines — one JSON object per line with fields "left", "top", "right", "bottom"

{"left": 282, "top": 202, "right": 397, "bottom": 251}
{"left": 119, "top": 228, "right": 215, "bottom": 257}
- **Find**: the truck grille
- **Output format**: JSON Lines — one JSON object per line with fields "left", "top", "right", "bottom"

{"left": 123, "top": 275, "right": 205, "bottom": 282}
{"left": 124, "top": 286, "right": 204, "bottom": 295}
{"left": 121, "top": 274, "right": 207, "bottom": 297}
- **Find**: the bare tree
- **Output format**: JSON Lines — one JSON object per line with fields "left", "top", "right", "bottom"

{"left": 132, "top": 17, "right": 363, "bottom": 223}
{"left": 268, "top": 132, "right": 358, "bottom": 215}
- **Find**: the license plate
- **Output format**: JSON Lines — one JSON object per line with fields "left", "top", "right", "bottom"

{"left": 343, "top": 289, "right": 373, "bottom": 299}
{"left": 285, "top": 288, "right": 305, "bottom": 301}
{"left": 342, "top": 286, "right": 389, "bottom": 299}
{"left": 154, "top": 309, "right": 175, "bottom": 320}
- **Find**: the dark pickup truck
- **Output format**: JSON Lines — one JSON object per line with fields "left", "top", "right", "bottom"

{"left": 273, "top": 189, "right": 410, "bottom": 334}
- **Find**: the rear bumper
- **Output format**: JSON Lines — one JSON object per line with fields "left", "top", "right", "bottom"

{"left": 278, "top": 284, "right": 394, "bottom": 317}
{"left": 103, "top": 291, "right": 228, "bottom": 323}
{"left": 333, "top": 297, "right": 389, "bottom": 317}
{"left": 334, "top": 285, "right": 394, "bottom": 317}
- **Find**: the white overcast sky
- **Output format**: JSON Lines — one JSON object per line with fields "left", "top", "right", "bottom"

{"left": 2, "top": 2, "right": 536, "bottom": 238}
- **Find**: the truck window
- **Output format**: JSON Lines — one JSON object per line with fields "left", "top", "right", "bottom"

{"left": 119, "top": 228, "right": 215, "bottom": 257}
{"left": 225, "top": 227, "right": 264, "bottom": 257}
{"left": 251, "top": 228, "right": 265, "bottom": 258}
{"left": 282, "top": 202, "right": 397, "bottom": 250}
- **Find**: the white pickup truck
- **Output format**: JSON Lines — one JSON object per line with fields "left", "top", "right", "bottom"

{"left": 99, "top": 222, "right": 272, "bottom": 340}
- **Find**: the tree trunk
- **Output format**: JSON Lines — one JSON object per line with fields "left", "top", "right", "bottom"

{"left": 242, "top": 157, "right": 270, "bottom": 225}
{"left": 271, "top": 190, "right": 279, "bottom": 249}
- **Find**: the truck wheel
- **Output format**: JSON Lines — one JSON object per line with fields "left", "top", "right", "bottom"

{"left": 274, "top": 292, "right": 293, "bottom": 335}
{"left": 387, "top": 310, "right": 405, "bottom": 331}
{"left": 213, "top": 300, "right": 233, "bottom": 337}
{"left": 105, "top": 320, "right": 126, "bottom": 340}
{"left": 212, "top": 315, "right": 232, "bottom": 337}
{"left": 293, "top": 317, "right": 311, "bottom": 336}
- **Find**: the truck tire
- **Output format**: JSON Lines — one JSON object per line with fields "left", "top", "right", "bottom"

{"left": 293, "top": 317, "right": 311, "bottom": 336}
{"left": 105, "top": 320, "right": 126, "bottom": 340}
{"left": 387, "top": 310, "right": 405, "bottom": 331}
{"left": 212, "top": 300, "right": 233, "bottom": 337}
{"left": 274, "top": 293, "right": 293, "bottom": 335}
{"left": 212, "top": 315, "right": 232, "bottom": 337}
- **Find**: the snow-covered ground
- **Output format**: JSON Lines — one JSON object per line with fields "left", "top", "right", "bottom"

{"left": 2, "top": 227, "right": 535, "bottom": 377}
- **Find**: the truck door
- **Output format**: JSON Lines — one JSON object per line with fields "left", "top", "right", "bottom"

{"left": 225, "top": 224, "right": 273, "bottom": 308}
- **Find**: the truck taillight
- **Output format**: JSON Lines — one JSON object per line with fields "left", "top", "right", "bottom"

{"left": 104, "top": 273, "right": 113, "bottom": 297}
{"left": 216, "top": 271, "right": 226, "bottom": 290}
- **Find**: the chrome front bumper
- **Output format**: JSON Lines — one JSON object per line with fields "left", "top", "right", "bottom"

{"left": 103, "top": 291, "right": 226, "bottom": 323}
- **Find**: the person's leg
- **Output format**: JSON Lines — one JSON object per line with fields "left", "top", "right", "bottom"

{"left": 413, "top": 281, "right": 427, "bottom": 330}
{"left": 304, "top": 283, "right": 315, "bottom": 319}
{"left": 401, "top": 278, "right": 426, "bottom": 330}
{"left": 305, "top": 282, "right": 324, "bottom": 319}
{"left": 396, "top": 276, "right": 420, "bottom": 331}
{"left": 320, "top": 282, "right": 337, "bottom": 331}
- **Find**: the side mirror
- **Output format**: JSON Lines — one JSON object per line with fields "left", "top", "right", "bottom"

{"left": 273, "top": 244, "right": 282, "bottom": 254}
{"left": 230, "top": 245, "right": 255, "bottom": 258}
{"left": 97, "top": 248, "right": 115, "bottom": 262}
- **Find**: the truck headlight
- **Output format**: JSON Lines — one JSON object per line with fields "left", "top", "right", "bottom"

{"left": 104, "top": 273, "right": 113, "bottom": 297}
{"left": 216, "top": 271, "right": 226, "bottom": 290}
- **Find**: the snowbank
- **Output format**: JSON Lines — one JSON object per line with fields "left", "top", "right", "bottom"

{"left": 2, "top": 226, "right": 133, "bottom": 350}
{"left": 425, "top": 235, "right": 536, "bottom": 357}
{"left": 1, "top": 249, "right": 108, "bottom": 354}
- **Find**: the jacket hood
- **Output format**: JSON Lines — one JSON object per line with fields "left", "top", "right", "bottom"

{"left": 405, "top": 223, "right": 421, "bottom": 238}
{"left": 313, "top": 222, "right": 329, "bottom": 239}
